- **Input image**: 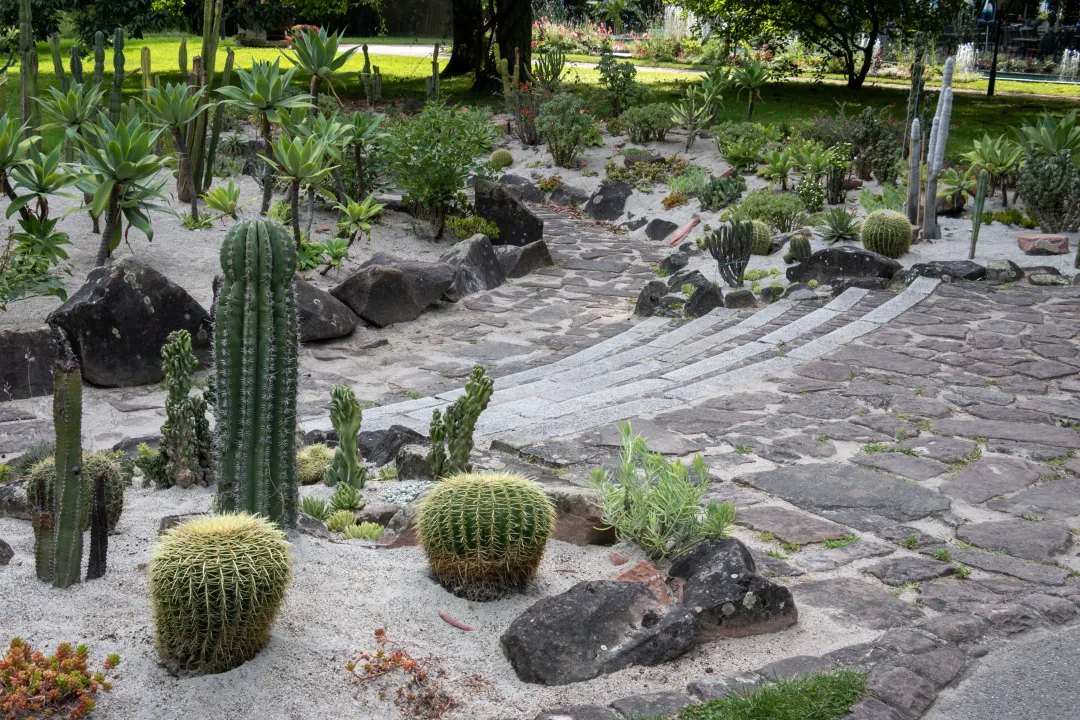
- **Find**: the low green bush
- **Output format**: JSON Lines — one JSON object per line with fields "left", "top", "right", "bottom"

{"left": 536, "top": 93, "right": 598, "bottom": 168}
{"left": 680, "top": 670, "right": 867, "bottom": 720}
{"left": 699, "top": 174, "right": 746, "bottom": 211}
{"left": 622, "top": 103, "right": 676, "bottom": 143}
{"left": 605, "top": 155, "right": 690, "bottom": 191}
{"left": 728, "top": 189, "right": 806, "bottom": 232}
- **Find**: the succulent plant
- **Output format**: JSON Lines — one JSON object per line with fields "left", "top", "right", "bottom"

{"left": 325, "top": 385, "right": 366, "bottom": 489}
{"left": 298, "top": 444, "right": 334, "bottom": 486}
{"left": 969, "top": 169, "right": 989, "bottom": 260}
{"left": 703, "top": 220, "right": 754, "bottom": 287}
{"left": 299, "top": 495, "right": 330, "bottom": 521}
{"left": 788, "top": 235, "right": 812, "bottom": 263}
{"left": 429, "top": 365, "right": 493, "bottom": 480}
{"left": 816, "top": 208, "right": 861, "bottom": 244}
{"left": 156, "top": 330, "right": 213, "bottom": 489}
{"left": 329, "top": 482, "right": 365, "bottom": 512}
{"left": 26, "top": 450, "right": 128, "bottom": 535}
{"left": 325, "top": 509, "right": 356, "bottom": 533}
{"left": 417, "top": 472, "right": 555, "bottom": 601}
{"left": 149, "top": 513, "right": 292, "bottom": 674}
{"left": 750, "top": 219, "right": 772, "bottom": 255}
{"left": 342, "top": 521, "right": 384, "bottom": 541}
{"left": 490, "top": 149, "right": 513, "bottom": 168}
{"left": 861, "top": 210, "right": 913, "bottom": 259}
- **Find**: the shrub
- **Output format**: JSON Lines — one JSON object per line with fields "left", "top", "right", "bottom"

{"left": 606, "top": 155, "right": 690, "bottom": 191}
{"left": 721, "top": 138, "right": 762, "bottom": 172}
{"left": 816, "top": 208, "right": 861, "bottom": 244}
{"left": 605, "top": 116, "right": 626, "bottom": 136}
{"left": 758, "top": 149, "right": 795, "bottom": 190}
{"left": 668, "top": 166, "right": 709, "bottom": 197}
{"left": 298, "top": 444, "right": 334, "bottom": 486}
{"left": 489, "top": 148, "right": 513, "bottom": 168}
{"left": 538, "top": 174, "right": 562, "bottom": 193}
{"left": 26, "top": 452, "right": 128, "bottom": 534}
{"left": 794, "top": 181, "right": 825, "bottom": 212}
{"left": 0, "top": 638, "right": 120, "bottom": 720}
{"left": 622, "top": 103, "right": 675, "bottom": 143}
{"left": 805, "top": 103, "right": 903, "bottom": 182}
{"left": 750, "top": 220, "right": 773, "bottom": 255}
{"left": 536, "top": 93, "right": 597, "bottom": 168}
{"left": 859, "top": 185, "right": 905, "bottom": 214}
{"left": 699, "top": 174, "right": 746, "bottom": 211}
{"left": 861, "top": 210, "right": 912, "bottom": 258}
{"left": 714, "top": 121, "right": 768, "bottom": 151}
{"left": 149, "top": 513, "right": 292, "bottom": 674}
{"left": 590, "top": 422, "right": 736, "bottom": 560}
{"left": 680, "top": 670, "right": 867, "bottom": 720}
{"left": 445, "top": 215, "right": 500, "bottom": 240}
{"left": 729, "top": 190, "right": 806, "bottom": 233}
{"left": 596, "top": 52, "right": 641, "bottom": 117}
{"left": 417, "top": 472, "right": 555, "bottom": 600}
{"left": 1016, "top": 150, "right": 1080, "bottom": 233}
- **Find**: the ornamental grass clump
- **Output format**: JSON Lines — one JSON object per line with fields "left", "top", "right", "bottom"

{"left": 589, "top": 421, "right": 736, "bottom": 560}
{"left": 417, "top": 472, "right": 556, "bottom": 601}
{"left": 149, "top": 513, "right": 292, "bottom": 674}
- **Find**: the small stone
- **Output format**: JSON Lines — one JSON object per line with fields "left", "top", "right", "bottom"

{"left": 0, "top": 538, "right": 12, "bottom": 566}
{"left": 686, "top": 673, "right": 760, "bottom": 701}
{"left": 844, "top": 698, "right": 907, "bottom": 720}
{"left": 916, "top": 613, "right": 986, "bottom": 644}
{"left": 609, "top": 551, "right": 629, "bottom": 566}
{"left": 646, "top": 219, "right": 680, "bottom": 242}
{"left": 983, "top": 259, "right": 1024, "bottom": 284}
{"left": 724, "top": 289, "right": 756, "bottom": 309}
{"left": 608, "top": 691, "right": 696, "bottom": 719}
{"left": 1017, "top": 233, "right": 1069, "bottom": 255}
{"left": 974, "top": 602, "right": 1042, "bottom": 634}
{"left": 634, "top": 280, "right": 669, "bottom": 317}
{"left": 394, "top": 444, "right": 433, "bottom": 481}
{"left": 614, "top": 561, "right": 672, "bottom": 604}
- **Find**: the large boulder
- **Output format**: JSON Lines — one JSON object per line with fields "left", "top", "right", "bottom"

{"left": 294, "top": 277, "right": 358, "bottom": 342}
{"left": 668, "top": 539, "right": 798, "bottom": 641}
{"left": 0, "top": 327, "right": 62, "bottom": 401}
{"left": 787, "top": 246, "right": 902, "bottom": 285}
{"left": 475, "top": 178, "right": 544, "bottom": 246}
{"left": 359, "top": 425, "right": 427, "bottom": 466}
{"left": 646, "top": 219, "right": 680, "bottom": 242}
{"left": 47, "top": 258, "right": 211, "bottom": 387}
{"left": 549, "top": 184, "right": 589, "bottom": 207}
{"left": 685, "top": 280, "right": 724, "bottom": 318}
{"left": 440, "top": 234, "right": 507, "bottom": 301}
{"left": 903, "top": 261, "right": 985, "bottom": 284}
{"left": 583, "top": 181, "right": 633, "bottom": 221}
{"left": 330, "top": 253, "right": 454, "bottom": 327}
{"left": 495, "top": 240, "right": 553, "bottom": 278}
{"left": 634, "top": 280, "right": 669, "bottom": 317}
{"left": 500, "top": 580, "right": 700, "bottom": 685}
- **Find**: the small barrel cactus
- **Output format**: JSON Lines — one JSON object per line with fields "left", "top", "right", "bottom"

{"left": 297, "top": 443, "right": 334, "bottom": 486}
{"left": 417, "top": 472, "right": 556, "bottom": 601}
{"left": 788, "top": 234, "right": 812, "bottom": 263}
{"left": 750, "top": 220, "right": 772, "bottom": 255}
{"left": 149, "top": 513, "right": 292, "bottom": 674}
{"left": 490, "top": 148, "right": 513, "bottom": 169}
{"left": 861, "top": 210, "right": 913, "bottom": 259}
{"left": 27, "top": 451, "right": 127, "bottom": 534}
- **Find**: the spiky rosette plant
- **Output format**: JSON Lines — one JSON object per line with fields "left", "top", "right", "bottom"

{"left": 861, "top": 210, "right": 913, "bottom": 259}
{"left": 417, "top": 472, "right": 556, "bottom": 601}
{"left": 149, "top": 513, "right": 292, "bottom": 674}
{"left": 750, "top": 219, "right": 772, "bottom": 255}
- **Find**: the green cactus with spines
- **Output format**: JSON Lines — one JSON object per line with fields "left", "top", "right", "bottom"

{"left": 149, "top": 513, "right": 292, "bottom": 674}
{"left": 704, "top": 220, "right": 754, "bottom": 287}
{"left": 906, "top": 118, "right": 922, "bottom": 225}
{"left": 861, "top": 210, "right": 913, "bottom": 259}
{"left": 109, "top": 28, "right": 124, "bottom": 124}
{"left": 18, "top": 0, "right": 35, "bottom": 132}
{"left": 214, "top": 219, "right": 299, "bottom": 529}
{"left": 429, "top": 365, "right": 494, "bottom": 480}
{"left": 788, "top": 234, "right": 812, "bottom": 263}
{"left": 490, "top": 149, "right": 513, "bottom": 168}
{"left": 417, "top": 472, "right": 556, "bottom": 600}
{"left": 33, "top": 361, "right": 87, "bottom": 587}
{"left": 26, "top": 451, "right": 127, "bottom": 534}
{"left": 202, "top": 46, "right": 234, "bottom": 190}
{"left": 750, "top": 219, "right": 772, "bottom": 255}
{"left": 86, "top": 470, "right": 108, "bottom": 580}
{"left": 157, "top": 330, "right": 213, "bottom": 489}
{"left": 48, "top": 33, "right": 68, "bottom": 93}
{"left": 298, "top": 443, "right": 333, "bottom": 485}
{"left": 93, "top": 31, "right": 105, "bottom": 88}
{"left": 140, "top": 46, "right": 152, "bottom": 99}
{"left": 69, "top": 44, "right": 84, "bottom": 84}
{"left": 178, "top": 37, "right": 188, "bottom": 79}
{"left": 358, "top": 44, "right": 382, "bottom": 104}
{"left": 325, "top": 384, "right": 366, "bottom": 489}
{"left": 969, "top": 169, "right": 989, "bottom": 260}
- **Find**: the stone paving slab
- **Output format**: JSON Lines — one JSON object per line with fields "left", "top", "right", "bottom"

{"left": 795, "top": 541, "right": 894, "bottom": 572}
{"left": 955, "top": 519, "right": 1073, "bottom": 561}
{"left": 794, "top": 577, "right": 924, "bottom": 629}
{"left": 985, "top": 478, "right": 1080, "bottom": 520}
{"left": 940, "top": 457, "right": 1056, "bottom": 505}
{"left": 735, "top": 506, "right": 851, "bottom": 545}
{"left": 933, "top": 419, "right": 1080, "bottom": 448}
{"left": 851, "top": 452, "right": 949, "bottom": 481}
{"left": 952, "top": 550, "right": 1072, "bottom": 586}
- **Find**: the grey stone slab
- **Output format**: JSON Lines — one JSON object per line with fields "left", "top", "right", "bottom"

{"left": 895, "top": 435, "right": 978, "bottom": 463}
{"left": 701, "top": 392, "right": 786, "bottom": 411}
{"left": 955, "top": 518, "right": 1073, "bottom": 561}
{"left": 933, "top": 419, "right": 1080, "bottom": 448}
{"left": 686, "top": 673, "right": 761, "bottom": 702}
{"left": 593, "top": 417, "right": 703, "bottom": 456}
{"left": 667, "top": 356, "right": 800, "bottom": 400}
{"left": 829, "top": 346, "right": 940, "bottom": 375}
{"left": 558, "top": 346, "right": 667, "bottom": 383}
{"left": 916, "top": 613, "right": 987, "bottom": 644}
{"left": 863, "top": 556, "right": 956, "bottom": 586}
{"left": 868, "top": 665, "right": 939, "bottom": 718}
{"left": 536, "top": 362, "right": 668, "bottom": 407}
{"left": 1021, "top": 593, "right": 1080, "bottom": 624}
{"left": 795, "top": 541, "right": 894, "bottom": 572}
{"left": 757, "top": 655, "right": 832, "bottom": 681}
{"left": 844, "top": 698, "right": 908, "bottom": 720}
{"left": 534, "top": 706, "right": 620, "bottom": 720}
{"left": 962, "top": 404, "right": 1054, "bottom": 424}
{"left": 826, "top": 287, "right": 871, "bottom": 311}
{"left": 917, "top": 581, "right": 1005, "bottom": 614}
{"left": 986, "top": 479, "right": 1080, "bottom": 521}
{"left": 788, "top": 320, "right": 879, "bottom": 360}
{"left": 661, "top": 341, "right": 771, "bottom": 382}
{"left": 842, "top": 379, "right": 920, "bottom": 398}
{"left": 861, "top": 284, "right": 940, "bottom": 325}
{"left": 953, "top": 549, "right": 1071, "bottom": 586}
{"left": 797, "top": 360, "right": 856, "bottom": 382}
{"left": 784, "top": 393, "right": 866, "bottom": 419}
{"left": 974, "top": 602, "right": 1044, "bottom": 634}
{"left": 652, "top": 407, "right": 761, "bottom": 437}
{"left": 1012, "top": 359, "right": 1079, "bottom": 379}
{"left": 740, "top": 299, "right": 797, "bottom": 328}
{"left": 851, "top": 452, "right": 949, "bottom": 481}
{"left": 940, "top": 457, "right": 1054, "bottom": 504}
{"left": 529, "top": 378, "right": 673, "bottom": 420}
{"left": 608, "top": 692, "right": 696, "bottom": 719}
{"left": 772, "top": 434, "right": 836, "bottom": 458}
{"left": 757, "top": 308, "right": 840, "bottom": 345}
{"left": 795, "top": 577, "right": 924, "bottom": 629}
{"left": 1019, "top": 398, "right": 1080, "bottom": 421}
{"left": 942, "top": 386, "right": 1015, "bottom": 406}
{"left": 736, "top": 505, "right": 850, "bottom": 545}
{"left": 801, "top": 421, "right": 892, "bottom": 443}
{"left": 646, "top": 308, "right": 737, "bottom": 349}
{"left": 504, "top": 397, "right": 682, "bottom": 443}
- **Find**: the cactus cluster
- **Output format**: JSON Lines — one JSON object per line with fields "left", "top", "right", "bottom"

{"left": 703, "top": 220, "right": 754, "bottom": 287}
{"left": 26, "top": 451, "right": 127, "bottom": 534}
{"left": 417, "top": 472, "right": 556, "bottom": 600}
{"left": 750, "top": 220, "right": 772, "bottom": 255}
{"left": 214, "top": 219, "right": 299, "bottom": 528}
{"left": 298, "top": 443, "right": 334, "bottom": 485}
{"left": 109, "top": 28, "right": 124, "bottom": 124}
{"left": 149, "top": 513, "right": 292, "bottom": 674}
{"left": 861, "top": 210, "right": 913, "bottom": 259}
{"left": 359, "top": 45, "right": 382, "bottom": 105}
{"left": 429, "top": 365, "right": 494, "bottom": 480}
{"left": 325, "top": 385, "right": 366, "bottom": 489}
{"left": 923, "top": 57, "right": 955, "bottom": 240}
{"left": 785, "top": 234, "right": 812, "bottom": 264}
{"left": 490, "top": 149, "right": 514, "bottom": 169}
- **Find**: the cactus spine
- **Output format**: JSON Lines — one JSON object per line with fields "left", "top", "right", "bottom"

{"left": 214, "top": 219, "right": 299, "bottom": 528}
{"left": 108, "top": 29, "right": 124, "bottom": 124}
{"left": 705, "top": 220, "right": 754, "bottom": 287}
{"left": 425, "top": 43, "right": 441, "bottom": 101}
{"left": 202, "top": 47, "right": 234, "bottom": 189}
{"left": 906, "top": 118, "right": 922, "bottom": 224}
{"left": 968, "top": 169, "right": 989, "bottom": 260}
{"left": 93, "top": 31, "right": 105, "bottom": 87}
{"left": 862, "top": 210, "right": 912, "bottom": 259}
{"left": 86, "top": 470, "right": 108, "bottom": 580}
{"left": 33, "top": 360, "right": 87, "bottom": 587}
{"left": 429, "top": 365, "right": 493, "bottom": 479}
{"left": 789, "top": 235, "right": 812, "bottom": 263}
{"left": 922, "top": 57, "right": 954, "bottom": 241}
{"left": 325, "top": 384, "right": 365, "bottom": 489}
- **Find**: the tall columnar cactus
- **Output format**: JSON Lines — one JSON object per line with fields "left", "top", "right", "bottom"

{"left": 69, "top": 44, "right": 84, "bottom": 84}
{"left": 904, "top": 41, "right": 925, "bottom": 157}
{"left": 140, "top": 46, "right": 152, "bottom": 99}
{"left": 923, "top": 57, "right": 954, "bottom": 241}
{"left": 160, "top": 330, "right": 213, "bottom": 488}
{"left": 325, "top": 384, "right": 365, "bottom": 489}
{"left": 202, "top": 47, "right": 234, "bottom": 190}
{"left": 178, "top": 37, "right": 188, "bottom": 79}
{"left": 33, "top": 360, "right": 87, "bottom": 588}
{"left": 93, "top": 31, "right": 105, "bottom": 88}
{"left": 214, "top": 219, "right": 299, "bottom": 529}
{"left": 86, "top": 470, "right": 108, "bottom": 580}
{"left": 26, "top": 451, "right": 127, "bottom": 534}
{"left": 417, "top": 472, "right": 556, "bottom": 600}
{"left": 109, "top": 28, "right": 125, "bottom": 124}
{"left": 48, "top": 33, "right": 68, "bottom": 93}
{"left": 425, "top": 43, "right": 441, "bottom": 101}
{"left": 429, "top": 365, "right": 494, "bottom": 479}
{"left": 968, "top": 169, "right": 989, "bottom": 260}
{"left": 906, "top": 118, "right": 922, "bottom": 225}
{"left": 358, "top": 44, "right": 382, "bottom": 105}
{"left": 862, "top": 210, "right": 913, "bottom": 259}
{"left": 149, "top": 513, "right": 293, "bottom": 674}
{"left": 704, "top": 220, "right": 754, "bottom": 287}
{"left": 191, "top": 0, "right": 224, "bottom": 196}
{"left": 18, "top": 0, "right": 34, "bottom": 133}
{"left": 750, "top": 220, "right": 772, "bottom": 255}
{"left": 788, "top": 235, "right": 812, "bottom": 263}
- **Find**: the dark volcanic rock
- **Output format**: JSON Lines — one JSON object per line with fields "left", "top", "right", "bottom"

{"left": 440, "top": 234, "right": 507, "bottom": 301}
{"left": 634, "top": 280, "right": 669, "bottom": 317}
{"left": 646, "top": 219, "right": 679, "bottom": 241}
{"left": 658, "top": 252, "right": 689, "bottom": 274}
{"left": 294, "top": 277, "right": 357, "bottom": 342}
{"left": 0, "top": 327, "right": 62, "bottom": 401}
{"left": 359, "top": 425, "right": 427, "bottom": 466}
{"left": 549, "top": 184, "right": 590, "bottom": 207}
{"left": 583, "top": 181, "right": 633, "bottom": 221}
{"left": 330, "top": 253, "right": 454, "bottom": 327}
{"left": 475, "top": 178, "right": 544, "bottom": 246}
{"left": 499, "top": 173, "right": 545, "bottom": 203}
{"left": 0, "top": 537, "right": 12, "bottom": 565}
{"left": 495, "top": 240, "right": 553, "bottom": 278}
{"left": 685, "top": 282, "right": 724, "bottom": 317}
{"left": 47, "top": 258, "right": 211, "bottom": 387}
{"left": 786, "top": 246, "right": 902, "bottom": 284}
{"left": 903, "top": 261, "right": 985, "bottom": 283}
{"left": 724, "top": 289, "right": 756, "bottom": 309}
{"left": 500, "top": 580, "right": 700, "bottom": 685}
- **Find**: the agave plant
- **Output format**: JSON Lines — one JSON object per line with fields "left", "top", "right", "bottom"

{"left": 937, "top": 167, "right": 978, "bottom": 208}
{"left": 141, "top": 83, "right": 212, "bottom": 218}
{"left": 77, "top": 115, "right": 173, "bottom": 266}
{"left": 722, "top": 137, "right": 762, "bottom": 173}
{"left": 1, "top": 214, "right": 71, "bottom": 309}
{"left": 1015, "top": 110, "right": 1080, "bottom": 165}
{"left": 260, "top": 133, "right": 336, "bottom": 247}
{"left": 280, "top": 26, "right": 357, "bottom": 105}
{"left": 757, "top": 149, "right": 794, "bottom": 191}
{"left": 35, "top": 82, "right": 107, "bottom": 160}
{"left": 0, "top": 114, "right": 37, "bottom": 222}
{"left": 962, "top": 133, "right": 1023, "bottom": 205}
{"left": 699, "top": 66, "right": 730, "bottom": 123}
{"left": 334, "top": 193, "right": 386, "bottom": 245}
{"left": 793, "top": 144, "right": 833, "bottom": 184}
{"left": 7, "top": 143, "right": 81, "bottom": 222}
{"left": 733, "top": 60, "right": 769, "bottom": 121}
{"left": 815, "top": 207, "right": 861, "bottom": 244}
{"left": 344, "top": 109, "right": 383, "bottom": 198}
{"left": 281, "top": 108, "right": 353, "bottom": 231}
{"left": 216, "top": 59, "right": 313, "bottom": 213}
{"left": 200, "top": 179, "right": 252, "bottom": 221}
{"left": 671, "top": 86, "right": 713, "bottom": 152}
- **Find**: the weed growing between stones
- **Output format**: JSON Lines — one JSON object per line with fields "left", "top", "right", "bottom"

{"left": 932, "top": 548, "right": 953, "bottom": 562}
{"left": 823, "top": 534, "right": 860, "bottom": 549}
{"left": 679, "top": 670, "right": 866, "bottom": 720}
{"left": 346, "top": 629, "right": 456, "bottom": 720}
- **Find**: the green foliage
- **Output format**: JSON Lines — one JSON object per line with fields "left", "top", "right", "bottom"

{"left": 417, "top": 472, "right": 555, "bottom": 600}
{"left": 931, "top": 548, "right": 952, "bottom": 562}
{"left": 325, "top": 384, "right": 366, "bottom": 489}
{"left": 1015, "top": 110, "right": 1080, "bottom": 164}
{"left": 671, "top": 85, "right": 715, "bottom": 151}
{"left": 788, "top": 234, "right": 812, "bottom": 262}
{"left": 261, "top": 132, "right": 335, "bottom": 245}
{"left": 750, "top": 219, "right": 773, "bottom": 255}
{"left": 536, "top": 93, "right": 598, "bottom": 169}
{"left": 1016, "top": 150, "right": 1080, "bottom": 234}
{"left": 794, "top": 180, "right": 824, "bottom": 213}
{"left": 704, "top": 220, "right": 754, "bottom": 287}
{"left": 429, "top": 365, "right": 493, "bottom": 480}
{"left": 538, "top": 175, "right": 562, "bottom": 193}
{"left": 668, "top": 166, "right": 709, "bottom": 197}
{"left": 861, "top": 210, "right": 912, "bottom": 258}
{"left": 729, "top": 189, "right": 806, "bottom": 233}
{"left": 215, "top": 58, "right": 312, "bottom": 126}
{"left": 489, "top": 148, "right": 514, "bottom": 169}
{"left": 605, "top": 154, "right": 690, "bottom": 191}
{"left": 983, "top": 206, "right": 1038, "bottom": 229}
{"left": 298, "top": 444, "right": 334, "bottom": 486}
{"left": 596, "top": 52, "right": 641, "bottom": 117}
{"left": 149, "top": 513, "right": 292, "bottom": 674}
{"left": 329, "top": 482, "right": 365, "bottom": 512}
{"left": 0, "top": 638, "right": 120, "bottom": 720}
{"left": 343, "top": 521, "right": 384, "bottom": 541}
{"left": 300, "top": 495, "right": 330, "bottom": 521}
{"left": 859, "top": 185, "right": 906, "bottom": 214}
{"left": 0, "top": 215, "right": 71, "bottom": 311}
{"left": 214, "top": 219, "right": 299, "bottom": 529}
{"left": 622, "top": 103, "right": 675, "bottom": 144}
{"left": 325, "top": 508, "right": 355, "bottom": 532}
{"left": 816, "top": 208, "right": 861, "bottom": 244}
{"left": 721, "top": 137, "right": 763, "bottom": 173}
{"left": 590, "top": 422, "right": 736, "bottom": 561}
{"left": 714, "top": 121, "right": 768, "bottom": 153}
{"left": 937, "top": 167, "right": 978, "bottom": 207}
{"left": 969, "top": 169, "right": 989, "bottom": 260}
{"left": 281, "top": 26, "right": 358, "bottom": 99}
{"left": 445, "top": 215, "right": 500, "bottom": 241}
{"left": 757, "top": 149, "right": 794, "bottom": 190}
{"left": 26, "top": 450, "right": 128, "bottom": 536}
{"left": 333, "top": 193, "right": 385, "bottom": 245}
{"left": 156, "top": 330, "right": 213, "bottom": 490}
{"left": 679, "top": 670, "right": 867, "bottom": 720}
{"left": 201, "top": 180, "right": 251, "bottom": 220}
{"left": 699, "top": 174, "right": 746, "bottom": 211}
{"left": 793, "top": 144, "right": 834, "bottom": 183}
{"left": 733, "top": 59, "right": 770, "bottom": 120}
{"left": 963, "top": 133, "right": 1022, "bottom": 200}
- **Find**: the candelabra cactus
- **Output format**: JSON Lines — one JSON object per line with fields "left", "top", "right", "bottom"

{"left": 429, "top": 365, "right": 494, "bottom": 480}
{"left": 923, "top": 57, "right": 954, "bottom": 240}
{"left": 48, "top": 33, "right": 68, "bottom": 93}
{"left": 325, "top": 384, "right": 366, "bottom": 489}
{"left": 26, "top": 451, "right": 127, "bottom": 534}
{"left": 140, "top": 47, "right": 152, "bottom": 99}
{"left": 109, "top": 28, "right": 124, "bottom": 124}
{"left": 359, "top": 45, "right": 382, "bottom": 105}
{"left": 149, "top": 513, "right": 293, "bottom": 673}
{"left": 968, "top": 169, "right": 989, "bottom": 260}
{"left": 33, "top": 360, "right": 87, "bottom": 588}
{"left": 18, "top": 0, "right": 35, "bottom": 133}
{"left": 214, "top": 219, "right": 299, "bottom": 528}
{"left": 417, "top": 472, "right": 556, "bottom": 600}
{"left": 904, "top": 41, "right": 925, "bottom": 157}
{"left": 862, "top": 210, "right": 913, "bottom": 259}
{"left": 704, "top": 220, "right": 754, "bottom": 287}
{"left": 906, "top": 118, "right": 922, "bottom": 225}
{"left": 178, "top": 38, "right": 188, "bottom": 79}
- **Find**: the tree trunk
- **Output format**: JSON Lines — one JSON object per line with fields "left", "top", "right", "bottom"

{"left": 259, "top": 115, "right": 274, "bottom": 215}
{"left": 173, "top": 129, "right": 198, "bottom": 219}
{"left": 1, "top": 174, "right": 31, "bottom": 223}
{"left": 987, "top": 18, "right": 1004, "bottom": 97}
{"left": 96, "top": 188, "right": 122, "bottom": 266}
{"left": 444, "top": 0, "right": 484, "bottom": 77}
{"left": 474, "top": 0, "right": 532, "bottom": 91}
{"left": 847, "top": 29, "right": 877, "bottom": 89}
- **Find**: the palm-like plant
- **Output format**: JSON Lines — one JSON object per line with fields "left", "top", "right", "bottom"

{"left": 963, "top": 133, "right": 1023, "bottom": 205}
{"left": 7, "top": 143, "right": 80, "bottom": 222}
{"left": 757, "top": 149, "right": 794, "bottom": 190}
{"left": 700, "top": 67, "right": 730, "bottom": 123}
{"left": 141, "top": 83, "right": 212, "bottom": 218}
{"left": 215, "top": 59, "right": 313, "bottom": 213}
{"left": 794, "top": 144, "right": 833, "bottom": 184}
{"left": 282, "top": 108, "right": 352, "bottom": 231}
{"left": 260, "top": 134, "right": 336, "bottom": 247}
{"left": 0, "top": 114, "right": 37, "bottom": 222}
{"left": 333, "top": 193, "right": 386, "bottom": 246}
{"left": 344, "top": 109, "right": 383, "bottom": 198}
{"left": 588, "top": 0, "right": 641, "bottom": 35}
{"left": 733, "top": 60, "right": 769, "bottom": 121}
{"left": 937, "top": 167, "right": 978, "bottom": 208}
{"left": 671, "top": 86, "right": 713, "bottom": 152}
{"left": 1015, "top": 110, "right": 1080, "bottom": 165}
{"left": 36, "top": 83, "right": 107, "bottom": 160}
{"left": 78, "top": 115, "right": 173, "bottom": 266}
{"left": 280, "top": 26, "right": 357, "bottom": 106}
